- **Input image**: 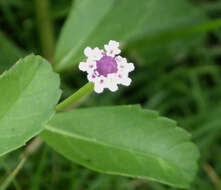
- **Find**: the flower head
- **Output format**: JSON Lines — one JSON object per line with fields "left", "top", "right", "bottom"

{"left": 79, "top": 40, "right": 135, "bottom": 93}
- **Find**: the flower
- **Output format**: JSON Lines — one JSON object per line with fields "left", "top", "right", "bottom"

{"left": 79, "top": 40, "right": 135, "bottom": 93}
{"left": 104, "top": 40, "right": 121, "bottom": 57}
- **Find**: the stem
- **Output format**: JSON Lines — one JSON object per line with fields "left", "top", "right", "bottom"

{"left": 0, "top": 82, "right": 94, "bottom": 189}
{"left": 35, "top": 0, "right": 55, "bottom": 61}
{"left": 0, "top": 138, "right": 42, "bottom": 190}
{"left": 3, "top": 3, "right": 94, "bottom": 186}
{"left": 0, "top": 159, "right": 21, "bottom": 190}
{"left": 0, "top": 157, "right": 26, "bottom": 190}
{"left": 56, "top": 82, "right": 94, "bottom": 112}
{"left": 204, "top": 163, "right": 221, "bottom": 190}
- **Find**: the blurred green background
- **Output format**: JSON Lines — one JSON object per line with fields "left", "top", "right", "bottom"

{"left": 0, "top": 0, "right": 221, "bottom": 189}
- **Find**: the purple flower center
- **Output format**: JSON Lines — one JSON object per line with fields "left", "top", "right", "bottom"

{"left": 96, "top": 55, "right": 118, "bottom": 77}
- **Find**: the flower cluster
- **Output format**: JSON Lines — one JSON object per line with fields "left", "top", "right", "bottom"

{"left": 79, "top": 40, "right": 135, "bottom": 93}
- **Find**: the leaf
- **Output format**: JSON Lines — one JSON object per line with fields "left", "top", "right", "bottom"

{"left": 127, "top": 0, "right": 207, "bottom": 51}
{"left": 0, "top": 31, "right": 25, "bottom": 74}
{"left": 53, "top": 0, "right": 151, "bottom": 72}
{"left": 41, "top": 105, "right": 199, "bottom": 188}
{"left": 0, "top": 55, "right": 61, "bottom": 156}
{"left": 130, "top": 0, "right": 207, "bottom": 43}
{"left": 54, "top": 0, "right": 206, "bottom": 72}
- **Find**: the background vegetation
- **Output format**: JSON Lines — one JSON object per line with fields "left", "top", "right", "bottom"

{"left": 0, "top": 0, "right": 221, "bottom": 189}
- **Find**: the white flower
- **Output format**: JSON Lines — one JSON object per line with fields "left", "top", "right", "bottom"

{"left": 104, "top": 40, "right": 121, "bottom": 57}
{"left": 116, "top": 56, "right": 135, "bottom": 73}
{"left": 94, "top": 76, "right": 107, "bottom": 93}
{"left": 106, "top": 73, "right": 119, "bottom": 92}
{"left": 79, "top": 59, "right": 97, "bottom": 74}
{"left": 84, "top": 47, "right": 103, "bottom": 61}
{"left": 79, "top": 40, "right": 135, "bottom": 93}
{"left": 117, "top": 72, "right": 132, "bottom": 86}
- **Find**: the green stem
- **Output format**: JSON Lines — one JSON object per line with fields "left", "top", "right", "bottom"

{"left": 35, "top": 0, "right": 55, "bottom": 61}
{"left": 56, "top": 82, "right": 94, "bottom": 112}
{"left": 0, "top": 157, "right": 26, "bottom": 190}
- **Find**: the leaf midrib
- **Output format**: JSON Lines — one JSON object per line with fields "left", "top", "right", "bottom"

{"left": 0, "top": 60, "right": 41, "bottom": 124}
{"left": 45, "top": 124, "right": 193, "bottom": 181}
{"left": 63, "top": 134, "right": 187, "bottom": 188}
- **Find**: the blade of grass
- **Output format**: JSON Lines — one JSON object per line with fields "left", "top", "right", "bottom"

{"left": 127, "top": 18, "right": 221, "bottom": 50}
{"left": 0, "top": 159, "right": 21, "bottom": 190}
{"left": 0, "top": 158, "right": 26, "bottom": 190}
{"left": 35, "top": 0, "right": 55, "bottom": 61}
{"left": 30, "top": 146, "right": 49, "bottom": 190}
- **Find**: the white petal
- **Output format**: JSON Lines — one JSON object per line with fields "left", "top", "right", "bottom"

{"left": 106, "top": 52, "right": 114, "bottom": 57}
{"left": 109, "top": 40, "right": 119, "bottom": 47}
{"left": 107, "top": 73, "right": 117, "bottom": 79}
{"left": 86, "top": 47, "right": 102, "bottom": 61}
{"left": 87, "top": 60, "right": 97, "bottom": 69}
{"left": 116, "top": 56, "right": 127, "bottom": 63}
{"left": 84, "top": 47, "right": 92, "bottom": 57}
{"left": 79, "top": 60, "right": 96, "bottom": 74}
{"left": 127, "top": 63, "right": 135, "bottom": 72}
{"left": 106, "top": 74, "right": 119, "bottom": 92}
{"left": 94, "top": 83, "right": 104, "bottom": 93}
{"left": 84, "top": 47, "right": 103, "bottom": 61}
{"left": 93, "top": 47, "right": 103, "bottom": 60}
{"left": 114, "top": 48, "right": 121, "bottom": 55}
{"left": 108, "top": 83, "right": 118, "bottom": 92}
{"left": 106, "top": 48, "right": 121, "bottom": 57}
{"left": 121, "top": 77, "right": 132, "bottom": 86}
{"left": 104, "top": 44, "right": 110, "bottom": 51}
{"left": 79, "top": 62, "right": 88, "bottom": 71}
{"left": 92, "top": 76, "right": 107, "bottom": 93}
{"left": 117, "top": 63, "right": 128, "bottom": 73}
{"left": 87, "top": 73, "right": 97, "bottom": 82}
{"left": 105, "top": 41, "right": 121, "bottom": 57}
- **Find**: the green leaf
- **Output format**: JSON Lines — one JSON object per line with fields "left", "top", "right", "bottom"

{"left": 130, "top": 0, "right": 207, "bottom": 43}
{"left": 0, "top": 55, "right": 61, "bottom": 156}
{"left": 41, "top": 105, "right": 199, "bottom": 188}
{"left": 54, "top": 0, "right": 206, "bottom": 72}
{"left": 127, "top": 0, "right": 207, "bottom": 52}
{"left": 53, "top": 0, "right": 151, "bottom": 72}
{"left": 0, "top": 31, "right": 25, "bottom": 74}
